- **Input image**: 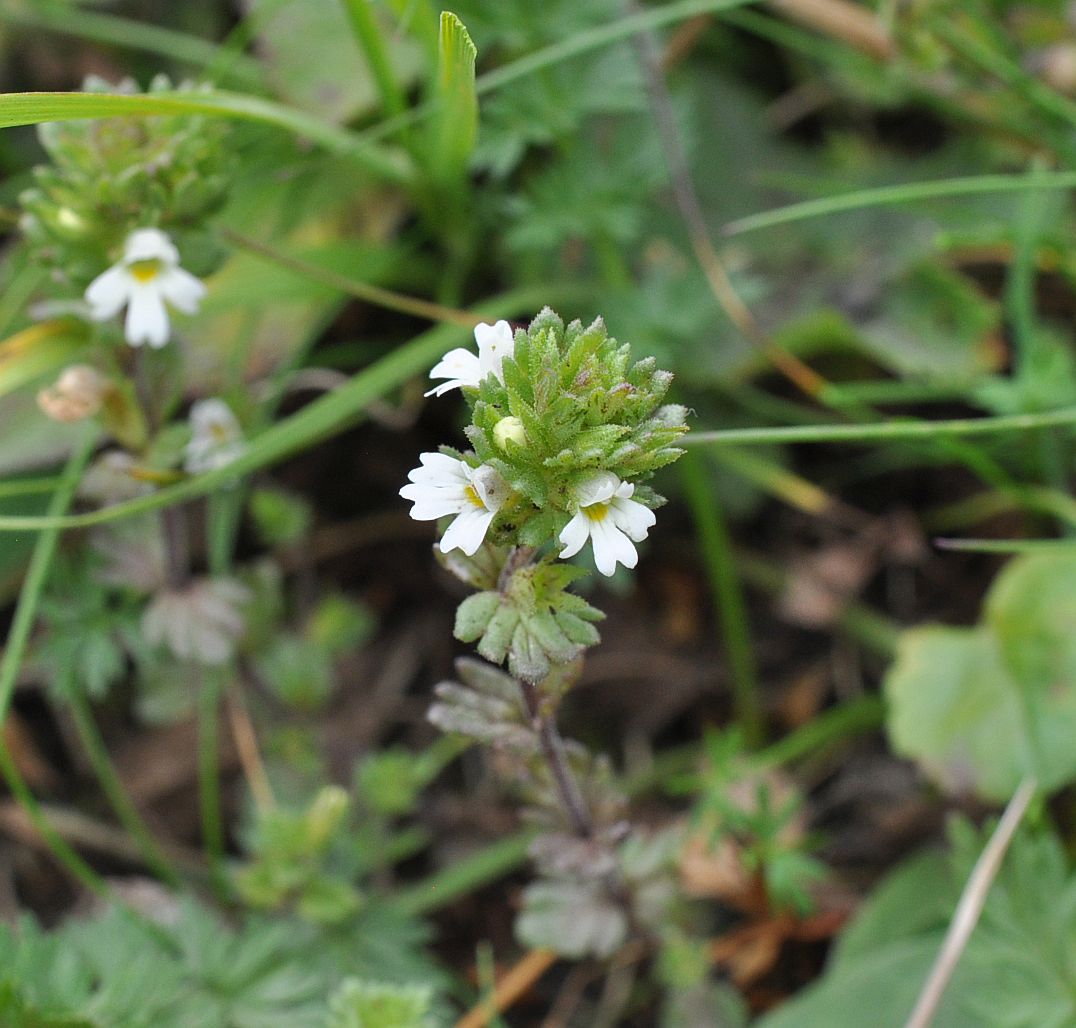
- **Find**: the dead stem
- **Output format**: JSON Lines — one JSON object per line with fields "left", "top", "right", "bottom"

{"left": 904, "top": 776, "right": 1038, "bottom": 1028}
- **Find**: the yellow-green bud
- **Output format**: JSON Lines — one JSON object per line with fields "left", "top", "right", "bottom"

{"left": 305, "top": 785, "right": 349, "bottom": 851}
{"left": 493, "top": 416, "right": 526, "bottom": 450}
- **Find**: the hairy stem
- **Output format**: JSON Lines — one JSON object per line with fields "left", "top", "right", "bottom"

{"left": 518, "top": 678, "right": 594, "bottom": 839}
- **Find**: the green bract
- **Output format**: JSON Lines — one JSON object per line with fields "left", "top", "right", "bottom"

{"left": 454, "top": 563, "right": 603, "bottom": 683}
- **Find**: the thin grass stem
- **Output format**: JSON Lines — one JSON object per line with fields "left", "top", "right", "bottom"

{"left": 679, "top": 451, "right": 764, "bottom": 748}
{"left": 66, "top": 690, "right": 181, "bottom": 886}
{"left": 0, "top": 430, "right": 105, "bottom": 892}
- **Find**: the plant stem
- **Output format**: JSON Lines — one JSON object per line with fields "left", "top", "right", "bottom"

{"left": 904, "top": 777, "right": 1037, "bottom": 1028}
{"left": 518, "top": 678, "right": 594, "bottom": 839}
{"left": 66, "top": 690, "right": 181, "bottom": 886}
{"left": 0, "top": 430, "right": 106, "bottom": 893}
{"left": 339, "top": 0, "right": 409, "bottom": 120}
{"left": 198, "top": 666, "right": 228, "bottom": 896}
{"left": 679, "top": 451, "right": 764, "bottom": 748}
{"left": 162, "top": 505, "right": 190, "bottom": 589}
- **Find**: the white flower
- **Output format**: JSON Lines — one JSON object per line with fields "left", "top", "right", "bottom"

{"left": 400, "top": 453, "right": 509, "bottom": 555}
{"left": 84, "top": 227, "right": 206, "bottom": 348}
{"left": 425, "top": 320, "right": 515, "bottom": 396}
{"left": 184, "top": 399, "right": 244, "bottom": 473}
{"left": 559, "top": 471, "right": 656, "bottom": 577}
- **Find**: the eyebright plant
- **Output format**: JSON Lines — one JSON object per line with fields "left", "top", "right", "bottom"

{"left": 413, "top": 308, "right": 688, "bottom": 961}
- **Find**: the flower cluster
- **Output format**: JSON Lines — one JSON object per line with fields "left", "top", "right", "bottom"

{"left": 401, "top": 309, "right": 686, "bottom": 577}
{"left": 401, "top": 308, "right": 687, "bottom": 682}
{"left": 19, "top": 76, "right": 231, "bottom": 294}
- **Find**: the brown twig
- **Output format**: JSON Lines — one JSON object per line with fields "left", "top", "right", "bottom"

{"left": 455, "top": 948, "right": 559, "bottom": 1028}
{"left": 904, "top": 776, "right": 1038, "bottom": 1028}
{"left": 226, "top": 687, "right": 274, "bottom": 812}
{"left": 221, "top": 227, "right": 481, "bottom": 328}
{"left": 768, "top": 0, "right": 894, "bottom": 62}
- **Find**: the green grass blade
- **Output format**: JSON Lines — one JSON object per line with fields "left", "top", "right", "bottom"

{"left": 431, "top": 12, "right": 477, "bottom": 182}
{"left": 680, "top": 451, "right": 763, "bottom": 748}
{"left": 0, "top": 1, "right": 264, "bottom": 90}
{"left": 355, "top": 0, "right": 757, "bottom": 147}
{"left": 685, "top": 406, "right": 1076, "bottom": 447}
{"left": 0, "top": 429, "right": 106, "bottom": 893}
{"left": 339, "top": 0, "right": 409, "bottom": 118}
{"left": 0, "top": 90, "right": 414, "bottom": 186}
{"left": 723, "top": 170, "right": 1076, "bottom": 235}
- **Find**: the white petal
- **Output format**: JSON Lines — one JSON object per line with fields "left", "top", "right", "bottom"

{"left": 470, "top": 465, "right": 509, "bottom": 512}
{"left": 558, "top": 513, "right": 591, "bottom": 559}
{"left": 125, "top": 285, "right": 170, "bottom": 347}
{"left": 158, "top": 266, "right": 206, "bottom": 314}
{"left": 407, "top": 452, "right": 470, "bottom": 487}
{"left": 575, "top": 471, "right": 619, "bottom": 508}
{"left": 439, "top": 507, "right": 494, "bottom": 555}
{"left": 426, "top": 349, "right": 481, "bottom": 395}
{"left": 429, "top": 348, "right": 481, "bottom": 380}
{"left": 591, "top": 519, "right": 638, "bottom": 576}
{"left": 84, "top": 265, "right": 131, "bottom": 320}
{"left": 609, "top": 496, "right": 656, "bottom": 542}
{"left": 474, "top": 320, "right": 514, "bottom": 381}
{"left": 424, "top": 379, "right": 469, "bottom": 397}
{"left": 399, "top": 486, "right": 466, "bottom": 520}
{"left": 474, "top": 320, "right": 513, "bottom": 353}
{"left": 124, "top": 227, "right": 178, "bottom": 265}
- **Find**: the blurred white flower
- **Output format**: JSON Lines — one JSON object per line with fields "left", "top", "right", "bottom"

{"left": 425, "top": 320, "right": 515, "bottom": 396}
{"left": 141, "top": 577, "right": 251, "bottom": 665}
{"left": 184, "top": 399, "right": 244, "bottom": 473}
{"left": 559, "top": 471, "right": 655, "bottom": 577}
{"left": 400, "top": 453, "right": 509, "bottom": 556}
{"left": 85, "top": 227, "right": 206, "bottom": 348}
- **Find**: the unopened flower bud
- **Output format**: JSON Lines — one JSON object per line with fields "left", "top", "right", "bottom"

{"left": 37, "top": 364, "right": 108, "bottom": 422}
{"left": 493, "top": 415, "right": 526, "bottom": 450}
{"left": 306, "top": 785, "right": 350, "bottom": 851}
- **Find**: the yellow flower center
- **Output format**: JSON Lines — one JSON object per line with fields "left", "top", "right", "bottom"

{"left": 464, "top": 484, "right": 486, "bottom": 509}
{"left": 584, "top": 502, "right": 610, "bottom": 522}
{"left": 209, "top": 422, "right": 230, "bottom": 442}
{"left": 128, "top": 258, "right": 162, "bottom": 283}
